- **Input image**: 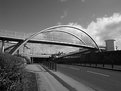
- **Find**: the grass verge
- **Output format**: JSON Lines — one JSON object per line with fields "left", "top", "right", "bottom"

{"left": 22, "top": 70, "right": 38, "bottom": 91}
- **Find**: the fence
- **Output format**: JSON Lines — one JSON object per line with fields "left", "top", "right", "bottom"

{"left": 56, "top": 51, "right": 121, "bottom": 71}
{"left": 42, "top": 61, "right": 57, "bottom": 71}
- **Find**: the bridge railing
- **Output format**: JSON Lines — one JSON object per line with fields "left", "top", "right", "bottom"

{"left": 0, "top": 30, "right": 32, "bottom": 39}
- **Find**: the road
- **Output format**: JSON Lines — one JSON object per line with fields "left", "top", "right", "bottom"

{"left": 57, "top": 64, "right": 121, "bottom": 91}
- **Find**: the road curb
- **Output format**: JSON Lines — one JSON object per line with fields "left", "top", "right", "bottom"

{"left": 35, "top": 73, "right": 41, "bottom": 91}
{"left": 41, "top": 65, "right": 77, "bottom": 91}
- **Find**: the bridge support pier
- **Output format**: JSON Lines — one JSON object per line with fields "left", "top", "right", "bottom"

{"left": 1, "top": 40, "right": 5, "bottom": 53}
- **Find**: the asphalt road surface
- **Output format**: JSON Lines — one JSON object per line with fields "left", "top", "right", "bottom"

{"left": 57, "top": 64, "right": 121, "bottom": 91}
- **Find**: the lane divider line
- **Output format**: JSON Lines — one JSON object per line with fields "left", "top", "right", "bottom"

{"left": 87, "top": 70, "right": 110, "bottom": 77}
{"left": 69, "top": 67, "right": 80, "bottom": 70}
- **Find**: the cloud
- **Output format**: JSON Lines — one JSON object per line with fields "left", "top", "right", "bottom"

{"left": 59, "top": 0, "right": 85, "bottom": 3}
{"left": 68, "top": 22, "right": 84, "bottom": 29}
{"left": 59, "top": 0, "right": 68, "bottom": 2}
{"left": 66, "top": 13, "right": 121, "bottom": 49}
{"left": 57, "top": 22, "right": 62, "bottom": 25}
{"left": 87, "top": 13, "right": 121, "bottom": 47}
{"left": 81, "top": 0, "right": 85, "bottom": 2}
{"left": 60, "top": 10, "right": 68, "bottom": 19}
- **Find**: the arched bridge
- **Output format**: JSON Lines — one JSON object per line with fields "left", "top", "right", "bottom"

{"left": 0, "top": 25, "right": 101, "bottom": 57}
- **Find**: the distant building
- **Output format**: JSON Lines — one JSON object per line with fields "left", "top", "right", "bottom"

{"left": 105, "top": 39, "right": 115, "bottom": 51}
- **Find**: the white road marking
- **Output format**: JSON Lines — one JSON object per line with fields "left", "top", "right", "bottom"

{"left": 87, "top": 70, "right": 110, "bottom": 77}
{"left": 69, "top": 67, "right": 80, "bottom": 70}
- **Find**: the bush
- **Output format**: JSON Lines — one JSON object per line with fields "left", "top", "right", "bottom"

{"left": 0, "top": 53, "right": 25, "bottom": 91}
{"left": 15, "top": 54, "right": 31, "bottom": 64}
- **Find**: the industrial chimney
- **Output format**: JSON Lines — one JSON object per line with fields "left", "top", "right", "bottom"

{"left": 105, "top": 39, "right": 115, "bottom": 51}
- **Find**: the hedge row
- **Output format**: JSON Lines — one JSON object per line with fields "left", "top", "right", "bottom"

{"left": 0, "top": 53, "right": 26, "bottom": 91}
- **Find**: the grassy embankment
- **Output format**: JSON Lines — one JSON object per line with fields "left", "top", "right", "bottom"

{"left": 0, "top": 53, "right": 38, "bottom": 91}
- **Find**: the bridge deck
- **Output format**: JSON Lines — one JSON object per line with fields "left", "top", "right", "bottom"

{"left": 0, "top": 36, "right": 97, "bottom": 50}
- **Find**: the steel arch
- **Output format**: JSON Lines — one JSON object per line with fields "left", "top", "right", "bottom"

{"left": 40, "top": 30, "right": 86, "bottom": 45}
{"left": 11, "top": 25, "right": 100, "bottom": 55}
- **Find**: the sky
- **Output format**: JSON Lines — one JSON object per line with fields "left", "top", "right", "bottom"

{"left": 1, "top": 0, "right": 121, "bottom": 53}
